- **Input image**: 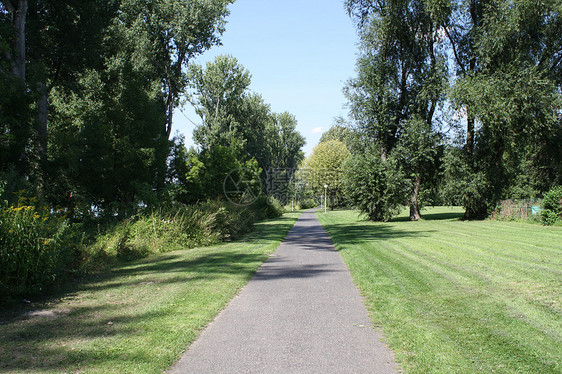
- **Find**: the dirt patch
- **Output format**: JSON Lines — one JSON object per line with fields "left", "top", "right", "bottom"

{"left": 25, "top": 308, "right": 70, "bottom": 320}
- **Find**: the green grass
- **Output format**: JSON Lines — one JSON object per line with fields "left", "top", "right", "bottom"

{"left": 0, "top": 212, "right": 300, "bottom": 373}
{"left": 316, "top": 207, "right": 561, "bottom": 373}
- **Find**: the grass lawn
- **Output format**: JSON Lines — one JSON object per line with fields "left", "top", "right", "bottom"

{"left": 317, "top": 207, "right": 561, "bottom": 373}
{"left": 0, "top": 212, "right": 300, "bottom": 373}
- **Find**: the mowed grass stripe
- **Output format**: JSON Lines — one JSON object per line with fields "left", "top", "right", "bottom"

{"left": 440, "top": 221, "right": 562, "bottom": 252}
{"left": 422, "top": 235, "right": 560, "bottom": 280}
{"left": 317, "top": 208, "right": 561, "bottom": 373}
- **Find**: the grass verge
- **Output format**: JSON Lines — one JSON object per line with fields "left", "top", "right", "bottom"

{"left": 0, "top": 212, "right": 300, "bottom": 373}
{"left": 317, "top": 207, "right": 561, "bottom": 373}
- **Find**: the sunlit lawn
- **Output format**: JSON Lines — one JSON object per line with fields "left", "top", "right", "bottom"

{"left": 317, "top": 207, "right": 561, "bottom": 373}
{"left": 0, "top": 212, "right": 300, "bottom": 373}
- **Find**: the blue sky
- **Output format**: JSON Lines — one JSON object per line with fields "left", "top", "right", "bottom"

{"left": 173, "top": 0, "right": 358, "bottom": 156}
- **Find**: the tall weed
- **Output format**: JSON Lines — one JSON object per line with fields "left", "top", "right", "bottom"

{"left": 0, "top": 205, "right": 69, "bottom": 297}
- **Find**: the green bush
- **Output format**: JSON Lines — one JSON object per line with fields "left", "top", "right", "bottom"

{"left": 343, "top": 151, "right": 406, "bottom": 221}
{"left": 251, "top": 195, "right": 284, "bottom": 220}
{"left": 299, "top": 198, "right": 318, "bottom": 210}
{"left": 0, "top": 205, "right": 70, "bottom": 297}
{"left": 541, "top": 186, "right": 562, "bottom": 225}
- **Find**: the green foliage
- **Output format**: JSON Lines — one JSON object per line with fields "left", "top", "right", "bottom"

{"left": 188, "top": 55, "right": 305, "bottom": 179}
{"left": 541, "top": 186, "right": 562, "bottom": 225}
{"left": 0, "top": 205, "right": 70, "bottom": 297}
{"left": 343, "top": 147, "right": 406, "bottom": 221}
{"left": 344, "top": 0, "right": 448, "bottom": 220}
{"left": 167, "top": 137, "right": 262, "bottom": 205}
{"left": 1, "top": 0, "right": 233, "bottom": 217}
{"left": 82, "top": 197, "right": 284, "bottom": 272}
{"left": 346, "top": 0, "right": 561, "bottom": 220}
{"left": 319, "top": 122, "right": 357, "bottom": 151}
{"left": 301, "top": 140, "right": 351, "bottom": 206}
{"left": 0, "top": 75, "right": 32, "bottom": 174}
{"left": 189, "top": 55, "right": 252, "bottom": 148}
{"left": 299, "top": 198, "right": 318, "bottom": 210}
{"left": 441, "top": 145, "right": 491, "bottom": 218}
{"left": 251, "top": 195, "right": 284, "bottom": 220}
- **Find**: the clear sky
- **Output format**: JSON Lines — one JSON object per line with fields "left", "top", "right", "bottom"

{"left": 172, "top": 0, "right": 358, "bottom": 156}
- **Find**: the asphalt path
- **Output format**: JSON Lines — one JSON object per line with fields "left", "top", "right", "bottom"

{"left": 170, "top": 209, "right": 397, "bottom": 373}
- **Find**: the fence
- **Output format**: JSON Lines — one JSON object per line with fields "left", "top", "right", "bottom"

{"left": 493, "top": 199, "right": 542, "bottom": 221}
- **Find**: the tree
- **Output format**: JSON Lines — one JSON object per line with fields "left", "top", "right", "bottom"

{"left": 270, "top": 112, "right": 306, "bottom": 171}
{"left": 188, "top": 55, "right": 305, "bottom": 203}
{"left": 1, "top": 0, "right": 234, "bottom": 214}
{"left": 167, "top": 135, "right": 261, "bottom": 205}
{"left": 343, "top": 143, "right": 406, "bottom": 221}
{"left": 391, "top": 118, "right": 442, "bottom": 219}
{"left": 345, "top": 0, "right": 448, "bottom": 220}
{"left": 319, "top": 121, "right": 357, "bottom": 152}
{"left": 447, "top": 0, "right": 562, "bottom": 217}
{"left": 0, "top": 0, "right": 27, "bottom": 82}
{"left": 118, "top": 0, "right": 233, "bottom": 140}
{"left": 301, "top": 140, "right": 351, "bottom": 208}
{"left": 189, "top": 55, "right": 252, "bottom": 149}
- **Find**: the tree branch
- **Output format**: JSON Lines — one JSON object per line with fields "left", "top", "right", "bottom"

{"left": 443, "top": 26, "right": 466, "bottom": 76}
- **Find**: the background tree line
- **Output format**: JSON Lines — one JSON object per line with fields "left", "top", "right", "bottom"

{"left": 332, "top": 0, "right": 561, "bottom": 221}
{"left": 1, "top": 0, "right": 305, "bottom": 217}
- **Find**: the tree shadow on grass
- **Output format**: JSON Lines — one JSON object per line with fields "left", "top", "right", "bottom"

{"left": 390, "top": 208, "right": 465, "bottom": 222}
{"left": 0, "top": 250, "right": 277, "bottom": 372}
{"left": 320, "top": 221, "right": 434, "bottom": 246}
{"left": 0, "top": 302, "right": 197, "bottom": 372}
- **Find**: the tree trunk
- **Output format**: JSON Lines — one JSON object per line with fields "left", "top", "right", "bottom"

{"left": 466, "top": 0, "right": 480, "bottom": 158}
{"left": 30, "top": 79, "right": 48, "bottom": 197}
{"left": 9, "top": 0, "right": 28, "bottom": 82}
{"left": 165, "top": 95, "right": 174, "bottom": 139}
{"left": 380, "top": 144, "right": 388, "bottom": 162}
{"left": 466, "top": 113, "right": 475, "bottom": 157}
{"left": 36, "top": 79, "right": 48, "bottom": 156}
{"left": 409, "top": 175, "right": 422, "bottom": 221}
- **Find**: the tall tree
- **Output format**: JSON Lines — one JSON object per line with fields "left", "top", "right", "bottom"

{"left": 1, "top": 1, "right": 31, "bottom": 185}
{"left": 1, "top": 0, "right": 26, "bottom": 82}
{"left": 447, "top": 0, "right": 562, "bottom": 217}
{"left": 189, "top": 55, "right": 305, "bottom": 174}
{"left": 2, "top": 0, "right": 233, "bottom": 211}
{"left": 119, "top": 0, "right": 233, "bottom": 140}
{"left": 301, "top": 140, "right": 351, "bottom": 208}
{"left": 345, "top": 0, "right": 448, "bottom": 220}
{"left": 189, "top": 55, "right": 252, "bottom": 149}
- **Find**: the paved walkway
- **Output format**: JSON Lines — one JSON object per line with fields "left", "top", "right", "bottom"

{"left": 170, "top": 209, "right": 397, "bottom": 373}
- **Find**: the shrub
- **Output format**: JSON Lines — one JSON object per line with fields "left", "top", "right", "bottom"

{"left": 299, "top": 198, "right": 318, "bottom": 210}
{"left": 252, "top": 195, "right": 284, "bottom": 220}
{"left": 343, "top": 152, "right": 406, "bottom": 221}
{"left": 81, "top": 198, "right": 282, "bottom": 269}
{"left": 541, "top": 186, "right": 562, "bottom": 225}
{"left": 0, "top": 205, "right": 70, "bottom": 297}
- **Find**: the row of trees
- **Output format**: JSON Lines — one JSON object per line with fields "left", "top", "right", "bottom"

{"left": 1, "top": 1, "right": 305, "bottom": 216}
{"left": 336, "top": 0, "right": 561, "bottom": 220}
{"left": 169, "top": 55, "right": 306, "bottom": 205}
{"left": 1, "top": 0, "right": 234, "bottom": 215}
